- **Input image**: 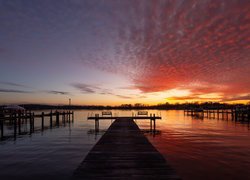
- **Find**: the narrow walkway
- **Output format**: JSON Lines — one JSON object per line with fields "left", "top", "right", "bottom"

{"left": 73, "top": 118, "right": 180, "bottom": 179}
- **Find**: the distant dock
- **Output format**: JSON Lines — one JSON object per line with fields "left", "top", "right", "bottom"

{"left": 184, "top": 108, "right": 250, "bottom": 121}
{"left": 73, "top": 118, "right": 180, "bottom": 179}
{"left": 87, "top": 112, "right": 161, "bottom": 132}
{"left": 0, "top": 110, "right": 74, "bottom": 140}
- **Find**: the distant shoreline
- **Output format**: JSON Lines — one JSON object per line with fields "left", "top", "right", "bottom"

{"left": 1, "top": 102, "right": 249, "bottom": 111}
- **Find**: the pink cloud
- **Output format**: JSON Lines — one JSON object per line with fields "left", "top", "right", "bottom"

{"left": 80, "top": 0, "right": 250, "bottom": 101}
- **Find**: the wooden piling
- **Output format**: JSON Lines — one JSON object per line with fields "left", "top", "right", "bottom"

{"left": 49, "top": 111, "right": 53, "bottom": 128}
{"left": 150, "top": 113, "right": 152, "bottom": 131}
{"left": 56, "top": 111, "right": 59, "bottom": 126}
{"left": 13, "top": 113, "right": 17, "bottom": 139}
{"left": 0, "top": 119, "right": 3, "bottom": 139}
{"left": 153, "top": 113, "right": 156, "bottom": 132}
{"left": 95, "top": 114, "right": 99, "bottom": 132}
{"left": 32, "top": 113, "right": 35, "bottom": 132}
{"left": 18, "top": 112, "right": 21, "bottom": 134}
{"left": 41, "top": 112, "right": 44, "bottom": 131}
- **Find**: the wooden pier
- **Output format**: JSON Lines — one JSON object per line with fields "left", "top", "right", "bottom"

{"left": 73, "top": 118, "right": 180, "bottom": 179}
{"left": 88, "top": 113, "right": 161, "bottom": 132}
{"left": 0, "top": 110, "right": 74, "bottom": 140}
{"left": 184, "top": 108, "right": 250, "bottom": 121}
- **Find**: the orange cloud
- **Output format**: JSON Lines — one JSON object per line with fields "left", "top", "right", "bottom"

{"left": 80, "top": 1, "right": 250, "bottom": 102}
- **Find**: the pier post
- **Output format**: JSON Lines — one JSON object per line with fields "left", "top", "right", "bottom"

{"left": 0, "top": 119, "right": 4, "bottom": 140}
{"left": 41, "top": 112, "right": 44, "bottom": 131}
{"left": 68, "top": 111, "right": 71, "bottom": 122}
{"left": 95, "top": 114, "right": 99, "bottom": 132}
{"left": 50, "top": 111, "right": 53, "bottom": 128}
{"left": 18, "top": 112, "right": 21, "bottom": 134}
{"left": 153, "top": 114, "right": 156, "bottom": 132}
{"left": 150, "top": 113, "right": 152, "bottom": 131}
{"left": 72, "top": 111, "right": 74, "bottom": 122}
{"left": 29, "top": 113, "right": 33, "bottom": 134}
{"left": 56, "top": 111, "right": 59, "bottom": 126}
{"left": 235, "top": 110, "right": 238, "bottom": 121}
{"left": 32, "top": 113, "right": 35, "bottom": 132}
{"left": 62, "top": 111, "right": 65, "bottom": 125}
{"left": 13, "top": 113, "right": 17, "bottom": 139}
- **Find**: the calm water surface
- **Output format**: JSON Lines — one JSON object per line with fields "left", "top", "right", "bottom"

{"left": 0, "top": 110, "right": 250, "bottom": 180}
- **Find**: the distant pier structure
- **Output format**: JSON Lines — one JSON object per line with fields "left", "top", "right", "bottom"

{"left": 184, "top": 108, "right": 250, "bottom": 121}
{"left": 0, "top": 110, "right": 74, "bottom": 140}
{"left": 87, "top": 111, "right": 161, "bottom": 132}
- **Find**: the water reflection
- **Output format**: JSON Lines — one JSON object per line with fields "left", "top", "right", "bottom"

{"left": 0, "top": 110, "right": 250, "bottom": 179}
{"left": 146, "top": 110, "right": 250, "bottom": 180}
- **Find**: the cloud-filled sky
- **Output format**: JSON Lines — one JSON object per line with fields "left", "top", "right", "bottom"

{"left": 0, "top": 0, "right": 249, "bottom": 105}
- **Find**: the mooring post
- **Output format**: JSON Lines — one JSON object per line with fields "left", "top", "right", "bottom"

{"left": 150, "top": 113, "right": 152, "bottom": 131}
{"left": 24, "top": 111, "right": 27, "bottom": 124}
{"left": 13, "top": 113, "right": 17, "bottom": 139}
{"left": 41, "top": 112, "right": 44, "bottom": 131}
{"left": 95, "top": 114, "right": 99, "bottom": 132}
{"left": 235, "top": 109, "right": 238, "bottom": 121}
{"left": 62, "top": 111, "right": 65, "bottom": 124}
{"left": 18, "top": 112, "right": 21, "bottom": 134}
{"left": 50, "top": 111, "right": 53, "bottom": 128}
{"left": 0, "top": 119, "right": 4, "bottom": 140}
{"left": 248, "top": 110, "right": 250, "bottom": 121}
{"left": 72, "top": 111, "right": 74, "bottom": 122}
{"left": 153, "top": 114, "right": 156, "bottom": 132}
{"left": 56, "top": 111, "right": 59, "bottom": 126}
{"left": 68, "top": 111, "right": 71, "bottom": 122}
{"left": 32, "top": 112, "right": 35, "bottom": 132}
{"left": 29, "top": 113, "right": 33, "bottom": 134}
{"left": 67, "top": 111, "right": 69, "bottom": 123}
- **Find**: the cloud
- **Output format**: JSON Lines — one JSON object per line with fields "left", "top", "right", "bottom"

{"left": 46, "top": 91, "right": 69, "bottom": 95}
{"left": 168, "top": 96, "right": 221, "bottom": 101}
{"left": 0, "top": 88, "right": 31, "bottom": 93}
{"left": 71, "top": 83, "right": 98, "bottom": 93}
{"left": 115, "top": 94, "right": 133, "bottom": 99}
{"left": 221, "top": 94, "right": 250, "bottom": 102}
{"left": 78, "top": 0, "right": 250, "bottom": 101}
{"left": 118, "top": 85, "right": 139, "bottom": 90}
{"left": 0, "top": 81, "right": 28, "bottom": 88}
{"left": 71, "top": 82, "right": 146, "bottom": 99}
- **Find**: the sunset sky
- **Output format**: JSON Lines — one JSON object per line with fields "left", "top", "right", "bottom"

{"left": 0, "top": 0, "right": 249, "bottom": 105}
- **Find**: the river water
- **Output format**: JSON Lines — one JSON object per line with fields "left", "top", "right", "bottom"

{"left": 0, "top": 110, "right": 250, "bottom": 179}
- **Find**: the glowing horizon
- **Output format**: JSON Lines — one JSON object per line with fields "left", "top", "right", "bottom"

{"left": 0, "top": 1, "right": 249, "bottom": 105}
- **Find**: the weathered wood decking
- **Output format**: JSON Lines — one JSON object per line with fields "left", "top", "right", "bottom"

{"left": 73, "top": 118, "right": 180, "bottom": 179}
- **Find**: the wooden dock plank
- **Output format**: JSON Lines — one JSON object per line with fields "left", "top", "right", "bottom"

{"left": 73, "top": 118, "right": 180, "bottom": 179}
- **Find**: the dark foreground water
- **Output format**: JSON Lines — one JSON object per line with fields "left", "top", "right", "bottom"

{"left": 0, "top": 110, "right": 250, "bottom": 180}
